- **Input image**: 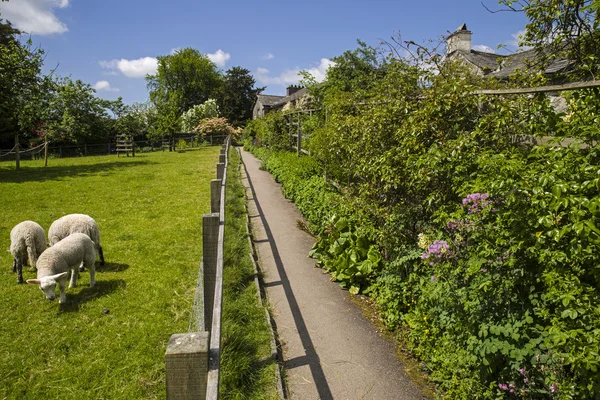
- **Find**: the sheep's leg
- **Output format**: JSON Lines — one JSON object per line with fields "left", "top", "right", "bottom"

{"left": 98, "top": 245, "right": 105, "bottom": 266}
{"left": 16, "top": 259, "right": 23, "bottom": 284}
{"left": 26, "top": 246, "right": 37, "bottom": 270}
{"left": 11, "top": 257, "right": 16, "bottom": 273}
{"left": 68, "top": 269, "right": 78, "bottom": 288}
{"left": 58, "top": 279, "right": 67, "bottom": 304}
{"left": 78, "top": 261, "right": 85, "bottom": 273}
{"left": 89, "top": 266, "right": 96, "bottom": 288}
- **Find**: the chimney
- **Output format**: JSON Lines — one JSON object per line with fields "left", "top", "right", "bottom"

{"left": 286, "top": 84, "right": 302, "bottom": 97}
{"left": 447, "top": 23, "right": 472, "bottom": 54}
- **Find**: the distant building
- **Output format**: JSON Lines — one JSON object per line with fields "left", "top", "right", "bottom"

{"left": 253, "top": 85, "right": 309, "bottom": 119}
{"left": 446, "top": 23, "right": 572, "bottom": 81}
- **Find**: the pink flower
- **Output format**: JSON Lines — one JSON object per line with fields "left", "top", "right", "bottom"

{"left": 550, "top": 385, "right": 557, "bottom": 393}
{"left": 498, "top": 383, "right": 508, "bottom": 391}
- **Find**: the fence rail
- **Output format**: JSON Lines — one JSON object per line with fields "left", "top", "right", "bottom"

{"left": 0, "top": 135, "right": 230, "bottom": 163}
{"left": 165, "top": 136, "right": 231, "bottom": 400}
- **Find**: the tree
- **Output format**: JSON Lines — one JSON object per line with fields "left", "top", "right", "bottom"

{"left": 499, "top": 0, "right": 600, "bottom": 79}
{"left": 218, "top": 66, "right": 263, "bottom": 127}
{"left": 0, "top": 19, "right": 52, "bottom": 147}
{"left": 146, "top": 48, "right": 223, "bottom": 135}
{"left": 46, "top": 77, "right": 112, "bottom": 144}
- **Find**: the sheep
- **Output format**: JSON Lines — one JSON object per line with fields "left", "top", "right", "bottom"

{"left": 9, "top": 221, "right": 47, "bottom": 284}
{"left": 26, "top": 233, "right": 96, "bottom": 304}
{"left": 48, "top": 214, "right": 104, "bottom": 271}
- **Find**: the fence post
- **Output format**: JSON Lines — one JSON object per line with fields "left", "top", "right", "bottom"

{"left": 108, "top": 143, "right": 111, "bottom": 155}
{"left": 59, "top": 146, "right": 63, "bottom": 158}
{"left": 203, "top": 213, "right": 220, "bottom": 329}
{"left": 14, "top": 134, "right": 20, "bottom": 170}
{"left": 165, "top": 331, "right": 210, "bottom": 399}
{"left": 210, "top": 179, "right": 222, "bottom": 213}
{"left": 216, "top": 163, "right": 225, "bottom": 180}
{"left": 84, "top": 144, "right": 88, "bottom": 156}
{"left": 297, "top": 113, "right": 302, "bottom": 156}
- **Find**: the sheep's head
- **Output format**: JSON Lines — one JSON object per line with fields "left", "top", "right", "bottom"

{"left": 26, "top": 272, "right": 68, "bottom": 301}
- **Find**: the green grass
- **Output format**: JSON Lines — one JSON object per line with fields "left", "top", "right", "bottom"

{"left": 0, "top": 149, "right": 219, "bottom": 399}
{"left": 220, "top": 148, "right": 279, "bottom": 400}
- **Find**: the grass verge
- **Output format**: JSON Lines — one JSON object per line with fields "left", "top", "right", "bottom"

{"left": 220, "top": 147, "right": 279, "bottom": 399}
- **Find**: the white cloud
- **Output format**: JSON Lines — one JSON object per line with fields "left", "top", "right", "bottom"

{"left": 305, "top": 58, "right": 336, "bottom": 82}
{"left": 508, "top": 30, "right": 530, "bottom": 49}
{"left": 0, "top": 0, "right": 69, "bottom": 35}
{"left": 472, "top": 44, "right": 496, "bottom": 54}
{"left": 263, "top": 53, "right": 275, "bottom": 60}
{"left": 207, "top": 49, "right": 231, "bottom": 67}
{"left": 100, "top": 57, "right": 158, "bottom": 78}
{"left": 170, "top": 47, "right": 181, "bottom": 55}
{"left": 93, "top": 80, "right": 119, "bottom": 92}
{"left": 256, "top": 58, "right": 335, "bottom": 86}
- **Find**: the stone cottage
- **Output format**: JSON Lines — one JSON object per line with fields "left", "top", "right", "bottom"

{"left": 252, "top": 85, "right": 309, "bottom": 119}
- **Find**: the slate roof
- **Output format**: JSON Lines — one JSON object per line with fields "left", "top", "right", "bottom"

{"left": 454, "top": 47, "right": 572, "bottom": 79}
{"left": 271, "top": 88, "right": 309, "bottom": 109}
{"left": 488, "top": 48, "right": 573, "bottom": 78}
{"left": 461, "top": 50, "right": 506, "bottom": 72}
{"left": 256, "top": 94, "right": 285, "bottom": 107}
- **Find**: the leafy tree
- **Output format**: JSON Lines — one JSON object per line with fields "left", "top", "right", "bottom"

{"left": 146, "top": 48, "right": 223, "bottom": 136}
{"left": 0, "top": 19, "right": 52, "bottom": 147}
{"left": 218, "top": 66, "right": 263, "bottom": 127}
{"left": 46, "top": 77, "right": 112, "bottom": 144}
{"left": 0, "top": 17, "right": 19, "bottom": 45}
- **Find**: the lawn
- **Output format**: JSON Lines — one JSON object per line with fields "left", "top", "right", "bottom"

{"left": 0, "top": 148, "right": 218, "bottom": 399}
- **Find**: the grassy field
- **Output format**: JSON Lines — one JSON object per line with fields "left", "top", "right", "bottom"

{"left": 0, "top": 149, "right": 218, "bottom": 399}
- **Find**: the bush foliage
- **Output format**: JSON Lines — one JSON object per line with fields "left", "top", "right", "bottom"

{"left": 245, "top": 37, "right": 600, "bottom": 398}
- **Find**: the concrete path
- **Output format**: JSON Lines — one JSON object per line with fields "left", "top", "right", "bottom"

{"left": 239, "top": 149, "right": 426, "bottom": 400}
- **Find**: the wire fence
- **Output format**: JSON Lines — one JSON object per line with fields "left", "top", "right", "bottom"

{"left": 0, "top": 135, "right": 230, "bottom": 162}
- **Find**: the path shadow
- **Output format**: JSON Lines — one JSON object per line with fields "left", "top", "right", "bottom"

{"left": 241, "top": 151, "right": 333, "bottom": 400}
{"left": 0, "top": 160, "right": 155, "bottom": 184}
{"left": 59, "top": 279, "right": 126, "bottom": 313}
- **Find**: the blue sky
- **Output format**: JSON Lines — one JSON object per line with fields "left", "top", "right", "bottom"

{"left": 1, "top": 0, "right": 529, "bottom": 105}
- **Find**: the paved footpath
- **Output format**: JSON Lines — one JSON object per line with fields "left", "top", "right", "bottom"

{"left": 240, "top": 149, "right": 426, "bottom": 400}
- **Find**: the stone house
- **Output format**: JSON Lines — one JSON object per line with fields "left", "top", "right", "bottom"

{"left": 252, "top": 85, "right": 309, "bottom": 119}
{"left": 446, "top": 24, "right": 572, "bottom": 81}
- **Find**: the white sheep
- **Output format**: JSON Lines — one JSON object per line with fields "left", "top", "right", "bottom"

{"left": 26, "top": 233, "right": 96, "bottom": 304}
{"left": 9, "top": 221, "right": 47, "bottom": 284}
{"left": 48, "top": 214, "right": 104, "bottom": 270}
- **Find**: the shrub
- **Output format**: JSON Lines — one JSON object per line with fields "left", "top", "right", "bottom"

{"left": 194, "top": 117, "right": 235, "bottom": 139}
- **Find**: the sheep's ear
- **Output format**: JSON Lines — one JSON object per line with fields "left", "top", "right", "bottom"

{"left": 48, "top": 272, "right": 68, "bottom": 280}
{"left": 26, "top": 279, "right": 41, "bottom": 285}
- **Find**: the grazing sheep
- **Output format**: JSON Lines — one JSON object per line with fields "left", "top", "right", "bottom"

{"left": 9, "top": 221, "right": 47, "bottom": 284}
{"left": 48, "top": 214, "right": 104, "bottom": 270}
{"left": 26, "top": 233, "right": 96, "bottom": 304}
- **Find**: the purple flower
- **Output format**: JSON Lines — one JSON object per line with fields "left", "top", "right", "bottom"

{"left": 431, "top": 275, "right": 436, "bottom": 281}
{"left": 498, "top": 383, "right": 508, "bottom": 391}
{"left": 550, "top": 385, "right": 557, "bottom": 393}
{"left": 519, "top": 368, "right": 526, "bottom": 375}
{"left": 462, "top": 192, "right": 493, "bottom": 214}
{"left": 422, "top": 240, "right": 450, "bottom": 264}
{"left": 481, "top": 269, "right": 488, "bottom": 273}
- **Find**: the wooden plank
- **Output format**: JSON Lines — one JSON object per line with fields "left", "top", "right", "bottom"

{"left": 474, "top": 80, "right": 600, "bottom": 95}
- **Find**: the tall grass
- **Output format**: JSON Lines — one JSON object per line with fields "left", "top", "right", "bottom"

{"left": 0, "top": 150, "right": 217, "bottom": 399}
{"left": 220, "top": 148, "right": 279, "bottom": 399}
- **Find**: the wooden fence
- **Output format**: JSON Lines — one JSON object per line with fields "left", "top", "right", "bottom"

{"left": 165, "top": 136, "right": 230, "bottom": 399}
